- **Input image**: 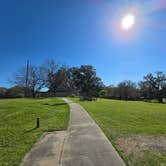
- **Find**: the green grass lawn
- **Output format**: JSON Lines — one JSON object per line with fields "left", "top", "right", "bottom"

{"left": 71, "top": 98, "right": 166, "bottom": 166}
{"left": 0, "top": 98, "right": 69, "bottom": 166}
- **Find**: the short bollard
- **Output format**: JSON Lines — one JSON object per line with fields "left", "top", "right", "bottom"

{"left": 36, "top": 117, "right": 40, "bottom": 128}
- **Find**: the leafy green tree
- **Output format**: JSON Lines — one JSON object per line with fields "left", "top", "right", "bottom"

{"left": 139, "top": 71, "right": 166, "bottom": 103}
{"left": 99, "top": 89, "right": 108, "bottom": 98}
{"left": 71, "top": 65, "right": 103, "bottom": 100}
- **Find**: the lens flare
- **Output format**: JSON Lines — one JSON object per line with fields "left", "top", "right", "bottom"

{"left": 121, "top": 13, "right": 135, "bottom": 30}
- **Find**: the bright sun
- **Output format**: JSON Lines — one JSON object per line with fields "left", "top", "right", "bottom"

{"left": 121, "top": 13, "right": 135, "bottom": 30}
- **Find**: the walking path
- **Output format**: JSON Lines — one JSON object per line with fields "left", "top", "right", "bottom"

{"left": 21, "top": 98, "right": 125, "bottom": 166}
{"left": 62, "top": 98, "right": 125, "bottom": 166}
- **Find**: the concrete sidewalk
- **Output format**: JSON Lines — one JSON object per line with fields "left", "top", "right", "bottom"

{"left": 21, "top": 98, "right": 125, "bottom": 166}
{"left": 62, "top": 98, "right": 125, "bottom": 166}
{"left": 20, "top": 131, "right": 68, "bottom": 166}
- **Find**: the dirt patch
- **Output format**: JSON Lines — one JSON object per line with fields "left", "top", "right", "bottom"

{"left": 116, "top": 135, "right": 166, "bottom": 163}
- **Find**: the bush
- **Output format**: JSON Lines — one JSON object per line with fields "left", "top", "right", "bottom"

{"left": 99, "top": 89, "right": 108, "bottom": 98}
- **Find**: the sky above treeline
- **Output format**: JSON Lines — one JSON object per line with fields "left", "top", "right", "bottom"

{"left": 0, "top": 0, "right": 166, "bottom": 87}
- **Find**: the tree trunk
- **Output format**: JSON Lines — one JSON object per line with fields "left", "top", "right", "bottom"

{"left": 32, "top": 92, "right": 35, "bottom": 98}
{"left": 32, "top": 90, "right": 36, "bottom": 98}
{"left": 158, "top": 97, "right": 163, "bottom": 103}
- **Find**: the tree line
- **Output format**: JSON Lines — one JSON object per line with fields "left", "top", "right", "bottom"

{"left": 0, "top": 59, "right": 103, "bottom": 100}
{"left": 0, "top": 59, "right": 166, "bottom": 103}
{"left": 102, "top": 71, "right": 166, "bottom": 103}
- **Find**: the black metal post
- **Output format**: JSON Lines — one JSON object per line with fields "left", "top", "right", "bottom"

{"left": 36, "top": 117, "right": 40, "bottom": 128}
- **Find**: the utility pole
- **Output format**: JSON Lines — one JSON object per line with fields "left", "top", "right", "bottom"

{"left": 25, "top": 60, "right": 29, "bottom": 88}
{"left": 25, "top": 60, "right": 29, "bottom": 97}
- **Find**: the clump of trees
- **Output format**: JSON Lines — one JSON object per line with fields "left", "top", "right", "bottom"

{"left": 0, "top": 86, "right": 26, "bottom": 98}
{"left": 5, "top": 59, "right": 103, "bottom": 100}
{"left": 106, "top": 81, "right": 140, "bottom": 100}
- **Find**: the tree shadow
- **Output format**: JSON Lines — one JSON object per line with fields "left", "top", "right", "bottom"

{"left": 24, "top": 127, "right": 37, "bottom": 133}
{"left": 43, "top": 103, "right": 67, "bottom": 106}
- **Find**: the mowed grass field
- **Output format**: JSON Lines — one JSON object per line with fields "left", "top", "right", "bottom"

{"left": 72, "top": 98, "right": 166, "bottom": 166}
{"left": 0, "top": 98, "right": 69, "bottom": 166}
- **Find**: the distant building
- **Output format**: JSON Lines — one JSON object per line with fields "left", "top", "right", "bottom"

{"left": 55, "top": 85, "right": 73, "bottom": 97}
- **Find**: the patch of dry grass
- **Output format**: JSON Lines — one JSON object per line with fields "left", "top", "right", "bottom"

{"left": 116, "top": 135, "right": 166, "bottom": 165}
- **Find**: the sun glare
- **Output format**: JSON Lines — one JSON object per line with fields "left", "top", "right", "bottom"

{"left": 121, "top": 13, "right": 135, "bottom": 30}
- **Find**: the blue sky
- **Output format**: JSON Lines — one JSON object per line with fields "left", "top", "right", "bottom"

{"left": 0, "top": 0, "right": 166, "bottom": 87}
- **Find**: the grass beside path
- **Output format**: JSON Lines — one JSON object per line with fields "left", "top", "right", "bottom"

{"left": 71, "top": 98, "right": 166, "bottom": 166}
{"left": 0, "top": 98, "right": 69, "bottom": 166}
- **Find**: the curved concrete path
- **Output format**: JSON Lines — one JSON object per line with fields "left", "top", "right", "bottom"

{"left": 21, "top": 98, "right": 125, "bottom": 166}
{"left": 62, "top": 98, "right": 125, "bottom": 166}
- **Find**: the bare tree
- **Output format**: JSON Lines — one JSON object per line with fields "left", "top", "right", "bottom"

{"left": 41, "top": 59, "right": 60, "bottom": 96}
{"left": 107, "top": 85, "right": 120, "bottom": 99}
{"left": 13, "top": 64, "right": 46, "bottom": 98}
{"left": 117, "top": 80, "right": 138, "bottom": 100}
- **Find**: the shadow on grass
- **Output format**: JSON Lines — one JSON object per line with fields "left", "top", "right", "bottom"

{"left": 24, "top": 127, "right": 37, "bottom": 133}
{"left": 43, "top": 103, "right": 67, "bottom": 106}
